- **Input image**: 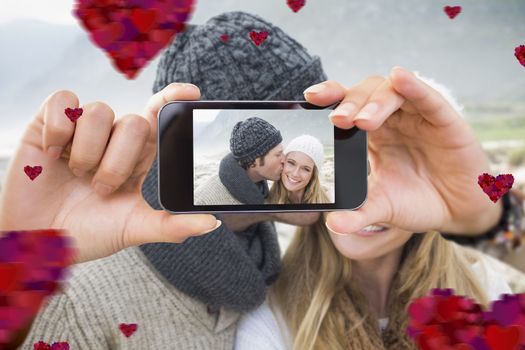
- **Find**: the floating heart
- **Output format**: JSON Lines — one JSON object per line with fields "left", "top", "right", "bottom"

{"left": 408, "top": 289, "right": 525, "bottom": 350}
{"left": 287, "top": 0, "right": 306, "bottom": 13}
{"left": 74, "top": 0, "right": 196, "bottom": 79}
{"left": 0, "top": 230, "right": 74, "bottom": 348}
{"left": 219, "top": 34, "right": 230, "bottom": 43}
{"left": 33, "top": 341, "right": 70, "bottom": 350}
{"left": 249, "top": 31, "right": 269, "bottom": 46}
{"left": 444, "top": 6, "right": 462, "bottom": 19}
{"left": 477, "top": 173, "right": 514, "bottom": 203}
{"left": 119, "top": 323, "right": 138, "bottom": 337}
{"left": 515, "top": 45, "right": 525, "bottom": 68}
{"left": 34, "top": 341, "right": 51, "bottom": 350}
{"left": 51, "top": 342, "right": 70, "bottom": 350}
{"left": 64, "top": 107, "right": 83, "bottom": 122}
{"left": 24, "top": 165, "right": 43, "bottom": 181}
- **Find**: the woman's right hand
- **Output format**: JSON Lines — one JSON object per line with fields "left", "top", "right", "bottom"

{"left": 0, "top": 83, "right": 221, "bottom": 264}
{"left": 303, "top": 66, "right": 503, "bottom": 236}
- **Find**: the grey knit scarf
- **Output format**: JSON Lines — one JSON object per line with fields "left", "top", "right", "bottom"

{"left": 139, "top": 156, "right": 280, "bottom": 312}
{"left": 219, "top": 153, "right": 269, "bottom": 204}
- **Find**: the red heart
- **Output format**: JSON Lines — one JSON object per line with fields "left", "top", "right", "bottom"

{"left": 33, "top": 341, "right": 70, "bottom": 350}
{"left": 287, "top": 0, "right": 306, "bottom": 13}
{"left": 24, "top": 165, "right": 43, "bottom": 181}
{"left": 34, "top": 341, "right": 52, "bottom": 350}
{"left": 444, "top": 6, "right": 462, "bottom": 19}
{"left": 51, "top": 342, "right": 70, "bottom": 350}
{"left": 485, "top": 325, "right": 522, "bottom": 350}
{"left": 249, "top": 31, "right": 269, "bottom": 46}
{"left": 119, "top": 323, "right": 138, "bottom": 337}
{"left": 478, "top": 173, "right": 514, "bottom": 203}
{"left": 64, "top": 107, "right": 83, "bottom": 122}
{"left": 219, "top": 34, "right": 230, "bottom": 43}
{"left": 0, "top": 230, "right": 74, "bottom": 347}
{"left": 74, "top": 0, "right": 196, "bottom": 79}
{"left": 515, "top": 45, "right": 525, "bottom": 68}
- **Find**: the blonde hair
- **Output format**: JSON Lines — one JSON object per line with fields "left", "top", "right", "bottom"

{"left": 270, "top": 217, "right": 488, "bottom": 349}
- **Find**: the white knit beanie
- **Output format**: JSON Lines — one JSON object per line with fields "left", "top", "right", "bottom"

{"left": 284, "top": 135, "right": 325, "bottom": 171}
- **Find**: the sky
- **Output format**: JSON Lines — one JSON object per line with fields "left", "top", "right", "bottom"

{"left": 0, "top": 0, "right": 77, "bottom": 25}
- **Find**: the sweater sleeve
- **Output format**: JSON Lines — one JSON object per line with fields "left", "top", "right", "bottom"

{"left": 18, "top": 292, "right": 109, "bottom": 350}
{"left": 235, "top": 301, "right": 290, "bottom": 350}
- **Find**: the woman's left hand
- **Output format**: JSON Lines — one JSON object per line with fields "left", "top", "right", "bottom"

{"left": 303, "top": 66, "right": 502, "bottom": 236}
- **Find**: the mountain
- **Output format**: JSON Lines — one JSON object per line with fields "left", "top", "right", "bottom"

{"left": 194, "top": 109, "right": 333, "bottom": 156}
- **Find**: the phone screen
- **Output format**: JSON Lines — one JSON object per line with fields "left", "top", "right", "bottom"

{"left": 193, "top": 109, "right": 335, "bottom": 206}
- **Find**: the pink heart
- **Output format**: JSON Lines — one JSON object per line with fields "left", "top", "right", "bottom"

{"left": 249, "top": 31, "right": 269, "bottom": 46}
{"left": 74, "top": 0, "right": 196, "bottom": 79}
{"left": 23, "top": 165, "right": 43, "bottom": 181}
{"left": 478, "top": 173, "right": 514, "bottom": 203}
{"left": 119, "top": 323, "right": 138, "bottom": 337}
{"left": 444, "top": 6, "right": 461, "bottom": 19}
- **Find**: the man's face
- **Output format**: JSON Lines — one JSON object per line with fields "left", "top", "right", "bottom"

{"left": 253, "top": 144, "right": 285, "bottom": 181}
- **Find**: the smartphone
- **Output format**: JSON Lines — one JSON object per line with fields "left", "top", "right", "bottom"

{"left": 157, "top": 101, "right": 368, "bottom": 214}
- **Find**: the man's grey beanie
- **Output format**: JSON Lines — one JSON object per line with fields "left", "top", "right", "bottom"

{"left": 230, "top": 117, "right": 283, "bottom": 166}
{"left": 152, "top": 11, "right": 327, "bottom": 99}
{"left": 141, "top": 11, "right": 327, "bottom": 312}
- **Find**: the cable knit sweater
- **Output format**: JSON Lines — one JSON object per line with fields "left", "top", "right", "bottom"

{"left": 19, "top": 246, "right": 240, "bottom": 349}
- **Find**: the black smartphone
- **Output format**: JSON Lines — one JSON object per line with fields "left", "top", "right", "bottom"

{"left": 157, "top": 101, "right": 368, "bottom": 214}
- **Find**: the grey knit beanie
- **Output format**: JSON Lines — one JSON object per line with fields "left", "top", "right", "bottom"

{"left": 152, "top": 11, "right": 327, "bottom": 99}
{"left": 230, "top": 117, "right": 283, "bottom": 166}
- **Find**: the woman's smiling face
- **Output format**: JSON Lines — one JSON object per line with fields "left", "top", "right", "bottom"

{"left": 282, "top": 151, "right": 315, "bottom": 192}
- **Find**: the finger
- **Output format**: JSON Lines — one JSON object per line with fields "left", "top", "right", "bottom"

{"left": 327, "top": 76, "right": 386, "bottom": 129}
{"left": 389, "top": 66, "right": 459, "bottom": 127}
{"left": 123, "top": 200, "right": 222, "bottom": 247}
{"left": 42, "top": 90, "right": 79, "bottom": 159}
{"left": 91, "top": 114, "right": 150, "bottom": 195}
{"left": 302, "top": 80, "right": 348, "bottom": 107}
{"left": 143, "top": 83, "right": 201, "bottom": 146}
{"left": 348, "top": 77, "right": 405, "bottom": 131}
{"left": 68, "top": 102, "right": 115, "bottom": 177}
{"left": 135, "top": 83, "right": 201, "bottom": 189}
{"left": 325, "top": 188, "right": 392, "bottom": 235}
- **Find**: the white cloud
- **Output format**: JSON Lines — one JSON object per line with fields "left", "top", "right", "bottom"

{"left": 0, "top": 0, "right": 76, "bottom": 25}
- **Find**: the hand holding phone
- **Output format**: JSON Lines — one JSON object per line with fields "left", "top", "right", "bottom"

{"left": 157, "top": 101, "right": 369, "bottom": 214}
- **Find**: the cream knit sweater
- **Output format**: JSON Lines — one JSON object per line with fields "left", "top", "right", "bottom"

{"left": 18, "top": 246, "right": 240, "bottom": 349}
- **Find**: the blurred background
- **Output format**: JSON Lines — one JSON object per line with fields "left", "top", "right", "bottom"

{"left": 0, "top": 0, "right": 524, "bottom": 188}
{"left": 0, "top": 1, "right": 524, "bottom": 264}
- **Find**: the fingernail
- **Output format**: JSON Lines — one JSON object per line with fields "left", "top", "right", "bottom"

{"left": 391, "top": 66, "right": 403, "bottom": 74}
{"left": 328, "top": 102, "right": 357, "bottom": 119}
{"left": 182, "top": 83, "right": 198, "bottom": 91}
{"left": 47, "top": 146, "right": 63, "bottom": 160}
{"left": 94, "top": 182, "right": 114, "bottom": 195}
{"left": 303, "top": 84, "right": 325, "bottom": 95}
{"left": 325, "top": 221, "right": 348, "bottom": 235}
{"left": 201, "top": 220, "right": 222, "bottom": 235}
{"left": 72, "top": 168, "right": 86, "bottom": 177}
{"left": 354, "top": 102, "right": 379, "bottom": 121}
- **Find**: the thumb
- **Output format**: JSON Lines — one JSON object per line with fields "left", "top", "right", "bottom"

{"left": 325, "top": 188, "right": 391, "bottom": 234}
{"left": 123, "top": 200, "right": 222, "bottom": 247}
